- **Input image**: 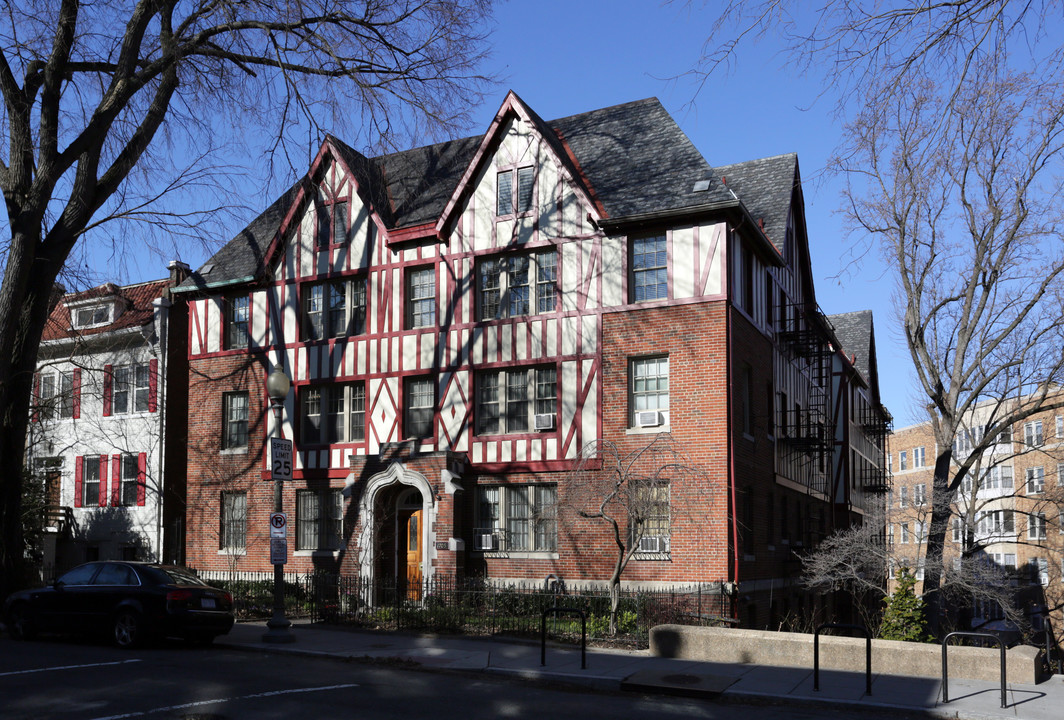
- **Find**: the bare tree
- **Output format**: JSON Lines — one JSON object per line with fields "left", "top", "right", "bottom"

{"left": 0, "top": 0, "right": 496, "bottom": 597}
{"left": 563, "top": 433, "right": 705, "bottom": 635}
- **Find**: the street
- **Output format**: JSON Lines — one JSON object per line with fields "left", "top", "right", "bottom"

{"left": 1, "top": 634, "right": 911, "bottom": 720}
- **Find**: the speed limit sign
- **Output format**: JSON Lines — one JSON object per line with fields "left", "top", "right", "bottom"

{"left": 271, "top": 437, "right": 292, "bottom": 480}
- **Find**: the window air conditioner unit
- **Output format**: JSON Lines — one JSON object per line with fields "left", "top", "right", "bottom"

{"left": 474, "top": 531, "right": 499, "bottom": 551}
{"left": 638, "top": 535, "right": 667, "bottom": 553}
{"left": 635, "top": 411, "right": 661, "bottom": 428}
{"left": 533, "top": 413, "right": 555, "bottom": 431}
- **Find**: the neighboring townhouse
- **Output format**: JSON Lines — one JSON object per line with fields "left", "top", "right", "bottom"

{"left": 27, "top": 263, "right": 190, "bottom": 573}
{"left": 175, "top": 92, "right": 889, "bottom": 627}
{"left": 889, "top": 396, "right": 1064, "bottom": 637}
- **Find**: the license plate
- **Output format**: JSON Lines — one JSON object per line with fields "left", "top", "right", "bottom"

{"left": 201, "top": 598, "right": 216, "bottom": 609}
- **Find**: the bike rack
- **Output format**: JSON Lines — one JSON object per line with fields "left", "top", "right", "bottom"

{"left": 541, "top": 607, "right": 587, "bottom": 669}
{"left": 814, "top": 623, "right": 871, "bottom": 695}
{"left": 941, "top": 631, "right": 1007, "bottom": 708}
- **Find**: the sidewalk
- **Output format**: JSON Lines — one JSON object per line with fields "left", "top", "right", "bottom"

{"left": 219, "top": 620, "right": 1064, "bottom": 720}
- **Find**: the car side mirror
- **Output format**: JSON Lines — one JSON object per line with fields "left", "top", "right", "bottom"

{"left": 52, "top": 579, "right": 65, "bottom": 590}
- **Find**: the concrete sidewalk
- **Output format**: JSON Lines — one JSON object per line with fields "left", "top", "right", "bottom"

{"left": 219, "top": 620, "right": 1064, "bottom": 719}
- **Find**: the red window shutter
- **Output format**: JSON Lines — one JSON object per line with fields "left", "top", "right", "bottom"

{"left": 72, "top": 369, "right": 82, "bottom": 419}
{"left": 111, "top": 455, "right": 121, "bottom": 506}
{"left": 103, "top": 364, "right": 113, "bottom": 416}
{"left": 98, "top": 454, "right": 108, "bottom": 507}
{"left": 74, "top": 456, "right": 83, "bottom": 508}
{"left": 137, "top": 452, "right": 147, "bottom": 506}
{"left": 148, "top": 358, "right": 158, "bottom": 412}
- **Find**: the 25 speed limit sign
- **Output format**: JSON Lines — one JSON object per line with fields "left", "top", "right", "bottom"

{"left": 271, "top": 437, "right": 293, "bottom": 480}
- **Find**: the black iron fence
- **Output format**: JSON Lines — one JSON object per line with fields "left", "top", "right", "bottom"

{"left": 194, "top": 570, "right": 734, "bottom": 646}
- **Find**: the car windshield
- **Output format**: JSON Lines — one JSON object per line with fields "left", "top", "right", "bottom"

{"left": 140, "top": 566, "right": 209, "bottom": 587}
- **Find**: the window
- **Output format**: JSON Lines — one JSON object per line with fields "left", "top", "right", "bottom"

{"left": 1029, "top": 512, "right": 1047, "bottom": 541}
{"left": 477, "top": 250, "right": 557, "bottom": 320}
{"left": 301, "top": 384, "right": 366, "bottom": 444}
{"left": 900, "top": 523, "right": 909, "bottom": 544}
{"left": 317, "top": 200, "right": 349, "bottom": 248}
{"left": 496, "top": 167, "right": 534, "bottom": 216}
{"left": 405, "top": 377, "right": 435, "bottom": 439}
{"left": 223, "top": 392, "right": 249, "bottom": 450}
{"left": 1057, "top": 415, "right": 1063, "bottom": 439}
{"left": 224, "top": 296, "right": 249, "bottom": 350}
{"left": 979, "top": 465, "right": 1014, "bottom": 491}
{"left": 913, "top": 446, "right": 925, "bottom": 468}
{"left": 81, "top": 456, "right": 102, "bottom": 507}
{"left": 977, "top": 509, "right": 1014, "bottom": 537}
{"left": 899, "top": 485, "right": 908, "bottom": 508}
{"left": 1031, "top": 557, "right": 1049, "bottom": 586}
{"left": 1025, "top": 420, "right": 1044, "bottom": 447}
{"left": 119, "top": 454, "right": 140, "bottom": 506}
{"left": 406, "top": 267, "right": 436, "bottom": 328}
{"left": 476, "top": 366, "right": 556, "bottom": 435}
{"left": 475, "top": 484, "right": 556, "bottom": 552}
{"left": 221, "top": 492, "right": 247, "bottom": 552}
{"left": 952, "top": 516, "right": 964, "bottom": 544}
{"left": 37, "top": 373, "right": 56, "bottom": 421}
{"left": 112, "top": 363, "right": 150, "bottom": 414}
{"left": 995, "top": 425, "right": 1013, "bottom": 445}
{"left": 916, "top": 521, "right": 927, "bottom": 543}
{"left": 1027, "top": 466, "right": 1045, "bottom": 495}
{"left": 899, "top": 450, "right": 908, "bottom": 471}
{"left": 303, "top": 278, "right": 366, "bottom": 340}
{"left": 73, "top": 304, "right": 110, "bottom": 328}
{"left": 914, "top": 483, "right": 926, "bottom": 506}
{"left": 888, "top": 523, "right": 895, "bottom": 545}
{"left": 629, "top": 356, "right": 669, "bottom": 426}
{"left": 296, "top": 489, "right": 343, "bottom": 551}
{"left": 630, "top": 235, "right": 667, "bottom": 302}
{"left": 632, "top": 480, "right": 671, "bottom": 555}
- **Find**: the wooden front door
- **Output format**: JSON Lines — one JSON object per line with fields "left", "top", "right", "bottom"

{"left": 403, "top": 509, "right": 423, "bottom": 601}
{"left": 45, "top": 471, "right": 61, "bottom": 507}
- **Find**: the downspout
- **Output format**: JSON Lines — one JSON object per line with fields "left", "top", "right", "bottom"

{"left": 153, "top": 296, "right": 170, "bottom": 563}
{"left": 726, "top": 245, "right": 739, "bottom": 620}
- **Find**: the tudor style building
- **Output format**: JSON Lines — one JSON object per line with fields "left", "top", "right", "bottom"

{"left": 176, "top": 93, "right": 890, "bottom": 626}
{"left": 27, "top": 263, "right": 190, "bottom": 573}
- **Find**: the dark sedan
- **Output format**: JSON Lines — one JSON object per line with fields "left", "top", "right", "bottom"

{"left": 3, "top": 561, "right": 235, "bottom": 648}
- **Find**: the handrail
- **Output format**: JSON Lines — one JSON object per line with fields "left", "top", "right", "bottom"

{"left": 541, "top": 607, "right": 586, "bottom": 669}
{"left": 814, "top": 623, "right": 871, "bottom": 695}
{"left": 941, "top": 631, "right": 1006, "bottom": 709}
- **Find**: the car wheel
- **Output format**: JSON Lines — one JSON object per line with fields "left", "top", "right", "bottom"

{"left": 7, "top": 604, "right": 37, "bottom": 641}
{"left": 112, "top": 610, "right": 144, "bottom": 649}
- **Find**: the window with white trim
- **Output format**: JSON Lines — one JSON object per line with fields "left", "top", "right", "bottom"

{"left": 112, "top": 363, "right": 150, "bottom": 414}
{"left": 404, "top": 377, "right": 435, "bottom": 439}
{"left": 1026, "top": 466, "right": 1045, "bottom": 495}
{"left": 302, "top": 278, "right": 366, "bottom": 340}
{"left": 977, "top": 509, "right": 1014, "bottom": 538}
{"left": 37, "top": 373, "right": 57, "bottom": 421}
{"left": 220, "top": 491, "right": 247, "bottom": 552}
{"left": 1057, "top": 415, "right": 1063, "bottom": 439}
{"left": 913, "top": 483, "right": 926, "bottom": 506}
{"left": 475, "top": 366, "right": 556, "bottom": 435}
{"left": 496, "top": 167, "right": 534, "bottom": 216}
{"left": 475, "top": 484, "right": 556, "bottom": 552}
{"left": 406, "top": 267, "right": 436, "bottom": 328}
{"left": 81, "top": 456, "right": 101, "bottom": 507}
{"left": 1029, "top": 512, "right": 1047, "bottom": 541}
{"left": 300, "top": 384, "right": 366, "bottom": 444}
{"left": 630, "top": 235, "right": 668, "bottom": 302}
{"left": 296, "top": 489, "right": 343, "bottom": 551}
{"left": 978, "top": 465, "right": 1014, "bottom": 491}
{"left": 224, "top": 296, "right": 249, "bottom": 350}
{"left": 119, "top": 454, "right": 140, "bottom": 506}
{"left": 73, "top": 304, "right": 110, "bottom": 329}
{"left": 223, "top": 392, "right": 249, "bottom": 450}
{"left": 477, "top": 249, "right": 557, "bottom": 320}
{"left": 631, "top": 480, "right": 671, "bottom": 555}
{"left": 898, "top": 450, "right": 908, "bottom": 471}
{"left": 629, "top": 356, "right": 669, "bottom": 427}
{"left": 913, "top": 446, "right": 925, "bottom": 468}
{"left": 899, "top": 485, "right": 908, "bottom": 508}
{"left": 952, "top": 516, "right": 964, "bottom": 544}
{"left": 1030, "top": 556, "right": 1049, "bottom": 585}
{"left": 916, "top": 521, "right": 927, "bottom": 543}
{"left": 899, "top": 523, "right": 909, "bottom": 544}
{"left": 1025, "top": 420, "right": 1044, "bottom": 447}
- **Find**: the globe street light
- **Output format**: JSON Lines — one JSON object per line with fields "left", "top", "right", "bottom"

{"left": 263, "top": 367, "right": 295, "bottom": 643}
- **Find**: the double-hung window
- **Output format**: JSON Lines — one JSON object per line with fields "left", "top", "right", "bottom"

{"left": 629, "top": 356, "right": 669, "bottom": 427}
{"left": 301, "top": 384, "right": 366, "bottom": 444}
{"left": 119, "top": 454, "right": 140, "bottom": 506}
{"left": 475, "top": 484, "right": 556, "bottom": 552}
{"left": 1026, "top": 466, "right": 1045, "bottom": 495}
{"left": 977, "top": 510, "right": 1014, "bottom": 538}
{"left": 1025, "top": 420, "right": 1044, "bottom": 447}
{"left": 477, "top": 249, "right": 557, "bottom": 320}
{"left": 475, "top": 366, "right": 556, "bottom": 435}
{"left": 221, "top": 492, "right": 247, "bottom": 552}
{"left": 632, "top": 480, "right": 671, "bottom": 555}
{"left": 225, "top": 296, "right": 250, "bottom": 350}
{"left": 303, "top": 278, "right": 366, "bottom": 340}
{"left": 1029, "top": 512, "right": 1047, "bottom": 541}
{"left": 81, "top": 456, "right": 101, "bottom": 507}
{"left": 112, "top": 364, "right": 150, "bottom": 414}
{"left": 296, "top": 489, "right": 343, "bottom": 551}
{"left": 630, "top": 235, "right": 668, "bottom": 302}
{"left": 913, "top": 446, "right": 925, "bottom": 468}
{"left": 223, "top": 392, "right": 249, "bottom": 450}
{"left": 979, "top": 465, "right": 1014, "bottom": 491}
{"left": 38, "top": 373, "right": 57, "bottom": 421}
{"left": 496, "top": 167, "right": 534, "bottom": 216}
{"left": 405, "top": 377, "right": 435, "bottom": 439}
{"left": 913, "top": 483, "right": 927, "bottom": 506}
{"left": 406, "top": 267, "right": 436, "bottom": 328}
{"left": 899, "top": 450, "right": 908, "bottom": 471}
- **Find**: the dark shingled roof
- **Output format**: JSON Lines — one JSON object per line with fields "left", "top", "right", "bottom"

{"left": 179, "top": 97, "right": 796, "bottom": 291}
{"left": 43, "top": 279, "right": 169, "bottom": 342}
{"left": 829, "top": 310, "right": 876, "bottom": 381}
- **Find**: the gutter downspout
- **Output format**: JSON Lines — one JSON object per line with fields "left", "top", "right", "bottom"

{"left": 726, "top": 244, "right": 739, "bottom": 622}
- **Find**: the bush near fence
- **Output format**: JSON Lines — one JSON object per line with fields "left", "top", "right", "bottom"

{"left": 193, "top": 570, "right": 733, "bottom": 647}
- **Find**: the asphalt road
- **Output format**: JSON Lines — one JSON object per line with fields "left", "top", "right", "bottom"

{"left": 0, "top": 634, "right": 910, "bottom": 720}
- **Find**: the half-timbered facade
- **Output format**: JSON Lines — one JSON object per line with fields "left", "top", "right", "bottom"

{"left": 177, "top": 93, "right": 889, "bottom": 626}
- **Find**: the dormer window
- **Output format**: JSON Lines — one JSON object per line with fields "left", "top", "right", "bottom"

{"left": 73, "top": 304, "right": 110, "bottom": 329}
{"left": 496, "top": 167, "right": 534, "bottom": 216}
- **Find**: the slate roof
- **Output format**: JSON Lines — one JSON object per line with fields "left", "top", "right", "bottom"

{"left": 828, "top": 309, "right": 876, "bottom": 383}
{"left": 178, "top": 96, "right": 798, "bottom": 291}
{"left": 42, "top": 279, "right": 169, "bottom": 342}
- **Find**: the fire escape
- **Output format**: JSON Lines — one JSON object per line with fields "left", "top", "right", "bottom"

{"left": 860, "top": 405, "right": 893, "bottom": 495}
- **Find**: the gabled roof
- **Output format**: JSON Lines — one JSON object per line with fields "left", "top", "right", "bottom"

{"left": 177, "top": 95, "right": 802, "bottom": 291}
{"left": 829, "top": 309, "right": 879, "bottom": 390}
{"left": 42, "top": 279, "right": 169, "bottom": 342}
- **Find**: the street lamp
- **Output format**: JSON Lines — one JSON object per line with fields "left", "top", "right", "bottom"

{"left": 263, "top": 368, "right": 295, "bottom": 643}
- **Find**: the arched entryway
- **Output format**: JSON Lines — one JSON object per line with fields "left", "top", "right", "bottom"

{"left": 352, "top": 463, "right": 434, "bottom": 603}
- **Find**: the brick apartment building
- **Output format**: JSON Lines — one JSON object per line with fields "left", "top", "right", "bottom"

{"left": 173, "top": 92, "right": 890, "bottom": 627}
{"left": 27, "top": 263, "right": 190, "bottom": 573}
{"left": 890, "top": 399, "right": 1064, "bottom": 637}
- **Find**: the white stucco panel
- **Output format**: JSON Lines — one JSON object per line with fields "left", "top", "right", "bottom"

{"left": 700, "top": 222, "right": 726, "bottom": 297}
{"left": 561, "top": 360, "right": 578, "bottom": 456}
{"left": 561, "top": 316, "right": 579, "bottom": 356}
{"left": 673, "top": 226, "right": 695, "bottom": 300}
{"left": 561, "top": 241, "right": 581, "bottom": 313}
{"left": 601, "top": 236, "right": 625, "bottom": 308}
{"left": 250, "top": 290, "right": 268, "bottom": 350}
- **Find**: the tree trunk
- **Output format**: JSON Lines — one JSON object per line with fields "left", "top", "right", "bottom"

{"left": 919, "top": 448, "right": 955, "bottom": 638}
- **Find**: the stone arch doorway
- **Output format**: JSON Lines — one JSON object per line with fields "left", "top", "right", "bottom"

{"left": 353, "top": 463, "right": 434, "bottom": 603}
